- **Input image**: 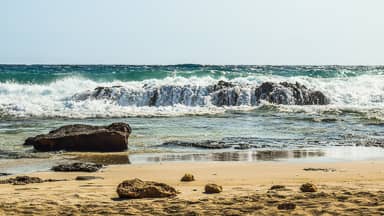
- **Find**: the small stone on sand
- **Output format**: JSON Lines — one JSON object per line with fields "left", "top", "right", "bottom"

{"left": 181, "top": 173, "right": 195, "bottom": 182}
{"left": 270, "top": 185, "right": 285, "bottom": 190}
{"left": 75, "top": 176, "right": 104, "bottom": 181}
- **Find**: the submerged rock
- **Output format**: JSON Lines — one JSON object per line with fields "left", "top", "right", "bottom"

{"left": 25, "top": 122, "right": 131, "bottom": 152}
{"left": 234, "top": 144, "right": 252, "bottom": 150}
{"left": 204, "top": 184, "right": 223, "bottom": 194}
{"left": 300, "top": 183, "right": 318, "bottom": 192}
{"left": 52, "top": 162, "right": 103, "bottom": 172}
{"left": 162, "top": 140, "right": 231, "bottom": 149}
{"left": 116, "top": 178, "right": 178, "bottom": 199}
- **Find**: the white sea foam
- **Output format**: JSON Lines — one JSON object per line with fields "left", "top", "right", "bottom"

{"left": 0, "top": 75, "right": 384, "bottom": 119}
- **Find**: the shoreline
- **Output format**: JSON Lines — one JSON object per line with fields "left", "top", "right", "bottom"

{"left": 1, "top": 160, "right": 384, "bottom": 215}
{"left": 3, "top": 146, "right": 384, "bottom": 175}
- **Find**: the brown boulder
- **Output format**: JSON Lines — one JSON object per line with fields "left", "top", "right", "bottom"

{"left": 180, "top": 173, "right": 195, "bottom": 182}
{"left": 25, "top": 122, "right": 131, "bottom": 152}
{"left": 116, "top": 178, "right": 177, "bottom": 199}
{"left": 300, "top": 183, "right": 317, "bottom": 192}
{"left": 204, "top": 184, "right": 222, "bottom": 194}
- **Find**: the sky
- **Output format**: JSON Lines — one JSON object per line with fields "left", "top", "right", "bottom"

{"left": 1, "top": 0, "right": 384, "bottom": 65}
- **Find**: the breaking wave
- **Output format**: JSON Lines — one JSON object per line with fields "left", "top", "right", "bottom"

{"left": 1, "top": 74, "right": 384, "bottom": 119}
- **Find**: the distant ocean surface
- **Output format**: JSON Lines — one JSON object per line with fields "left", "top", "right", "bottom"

{"left": 1, "top": 65, "right": 384, "bottom": 165}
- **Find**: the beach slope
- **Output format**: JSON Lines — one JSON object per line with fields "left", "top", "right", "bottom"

{"left": 1, "top": 161, "right": 384, "bottom": 215}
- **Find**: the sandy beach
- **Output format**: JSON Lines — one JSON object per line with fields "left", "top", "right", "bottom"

{"left": 1, "top": 160, "right": 384, "bottom": 215}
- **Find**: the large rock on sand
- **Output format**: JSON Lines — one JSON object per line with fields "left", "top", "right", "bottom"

{"left": 300, "top": 183, "right": 318, "bottom": 192}
{"left": 204, "top": 184, "right": 223, "bottom": 194}
{"left": 25, "top": 123, "right": 131, "bottom": 152}
{"left": 116, "top": 178, "right": 178, "bottom": 199}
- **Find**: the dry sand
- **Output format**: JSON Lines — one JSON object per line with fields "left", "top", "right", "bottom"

{"left": 1, "top": 160, "right": 384, "bottom": 215}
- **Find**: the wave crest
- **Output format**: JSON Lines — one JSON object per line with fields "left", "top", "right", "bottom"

{"left": 1, "top": 75, "right": 384, "bottom": 119}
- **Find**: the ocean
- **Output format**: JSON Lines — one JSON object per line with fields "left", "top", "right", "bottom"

{"left": 1, "top": 65, "right": 384, "bottom": 172}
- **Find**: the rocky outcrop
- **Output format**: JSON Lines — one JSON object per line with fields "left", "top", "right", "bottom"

{"left": 52, "top": 162, "right": 103, "bottom": 172}
{"left": 254, "top": 82, "right": 329, "bottom": 105}
{"left": 71, "top": 81, "right": 330, "bottom": 107}
{"left": 25, "top": 122, "right": 131, "bottom": 152}
{"left": 116, "top": 178, "right": 178, "bottom": 199}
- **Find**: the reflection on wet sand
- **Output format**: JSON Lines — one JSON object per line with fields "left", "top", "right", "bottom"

{"left": 65, "top": 150, "right": 325, "bottom": 165}
{"left": 129, "top": 150, "right": 325, "bottom": 164}
{"left": 66, "top": 147, "right": 384, "bottom": 165}
{"left": 70, "top": 153, "right": 131, "bottom": 165}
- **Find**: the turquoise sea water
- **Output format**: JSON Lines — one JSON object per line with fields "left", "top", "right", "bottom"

{"left": 1, "top": 65, "right": 384, "bottom": 170}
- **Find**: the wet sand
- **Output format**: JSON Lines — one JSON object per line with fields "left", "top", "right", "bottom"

{"left": 1, "top": 161, "right": 384, "bottom": 215}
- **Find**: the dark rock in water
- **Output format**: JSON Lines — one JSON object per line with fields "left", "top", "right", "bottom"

{"left": 204, "top": 183, "right": 223, "bottom": 194}
{"left": 52, "top": 162, "right": 103, "bottom": 172}
{"left": 255, "top": 82, "right": 330, "bottom": 105}
{"left": 0, "top": 176, "right": 43, "bottom": 185}
{"left": 277, "top": 202, "right": 296, "bottom": 210}
{"left": 25, "top": 122, "right": 131, "bottom": 152}
{"left": 234, "top": 144, "right": 251, "bottom": 150}
{"left": 71, "top": 81, "right": 329, "bottom": 107}
{"left": 213, "top": 80, "right": 234, "bottom": 90}
{"left": 23, "top": 137, "right": 36, "bottom": 146}
{"left": 211, "top": 81, "right": 239, "bottom": 106}
{"left": 116, "top": 178, "right": 178, "bottom": 199}
{"left": 149, "top": 89, "right": 159, "bottom": 106}
{"left": 0, "top": 173, "right": 11, "bottom": 176}
{"left": 75, "top": 176, "right": 104, "bottom": 181}
{"left": 162, "top": 140, "right": 231, "bottom": 149}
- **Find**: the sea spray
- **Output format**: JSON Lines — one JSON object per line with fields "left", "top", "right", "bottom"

{"left": 0, "top": 66, "right": 384, "bottom": 119}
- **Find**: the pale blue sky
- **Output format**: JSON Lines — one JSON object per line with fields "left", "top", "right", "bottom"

{"left": 1, "top": 0, "right": 384, "bottom": 64}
